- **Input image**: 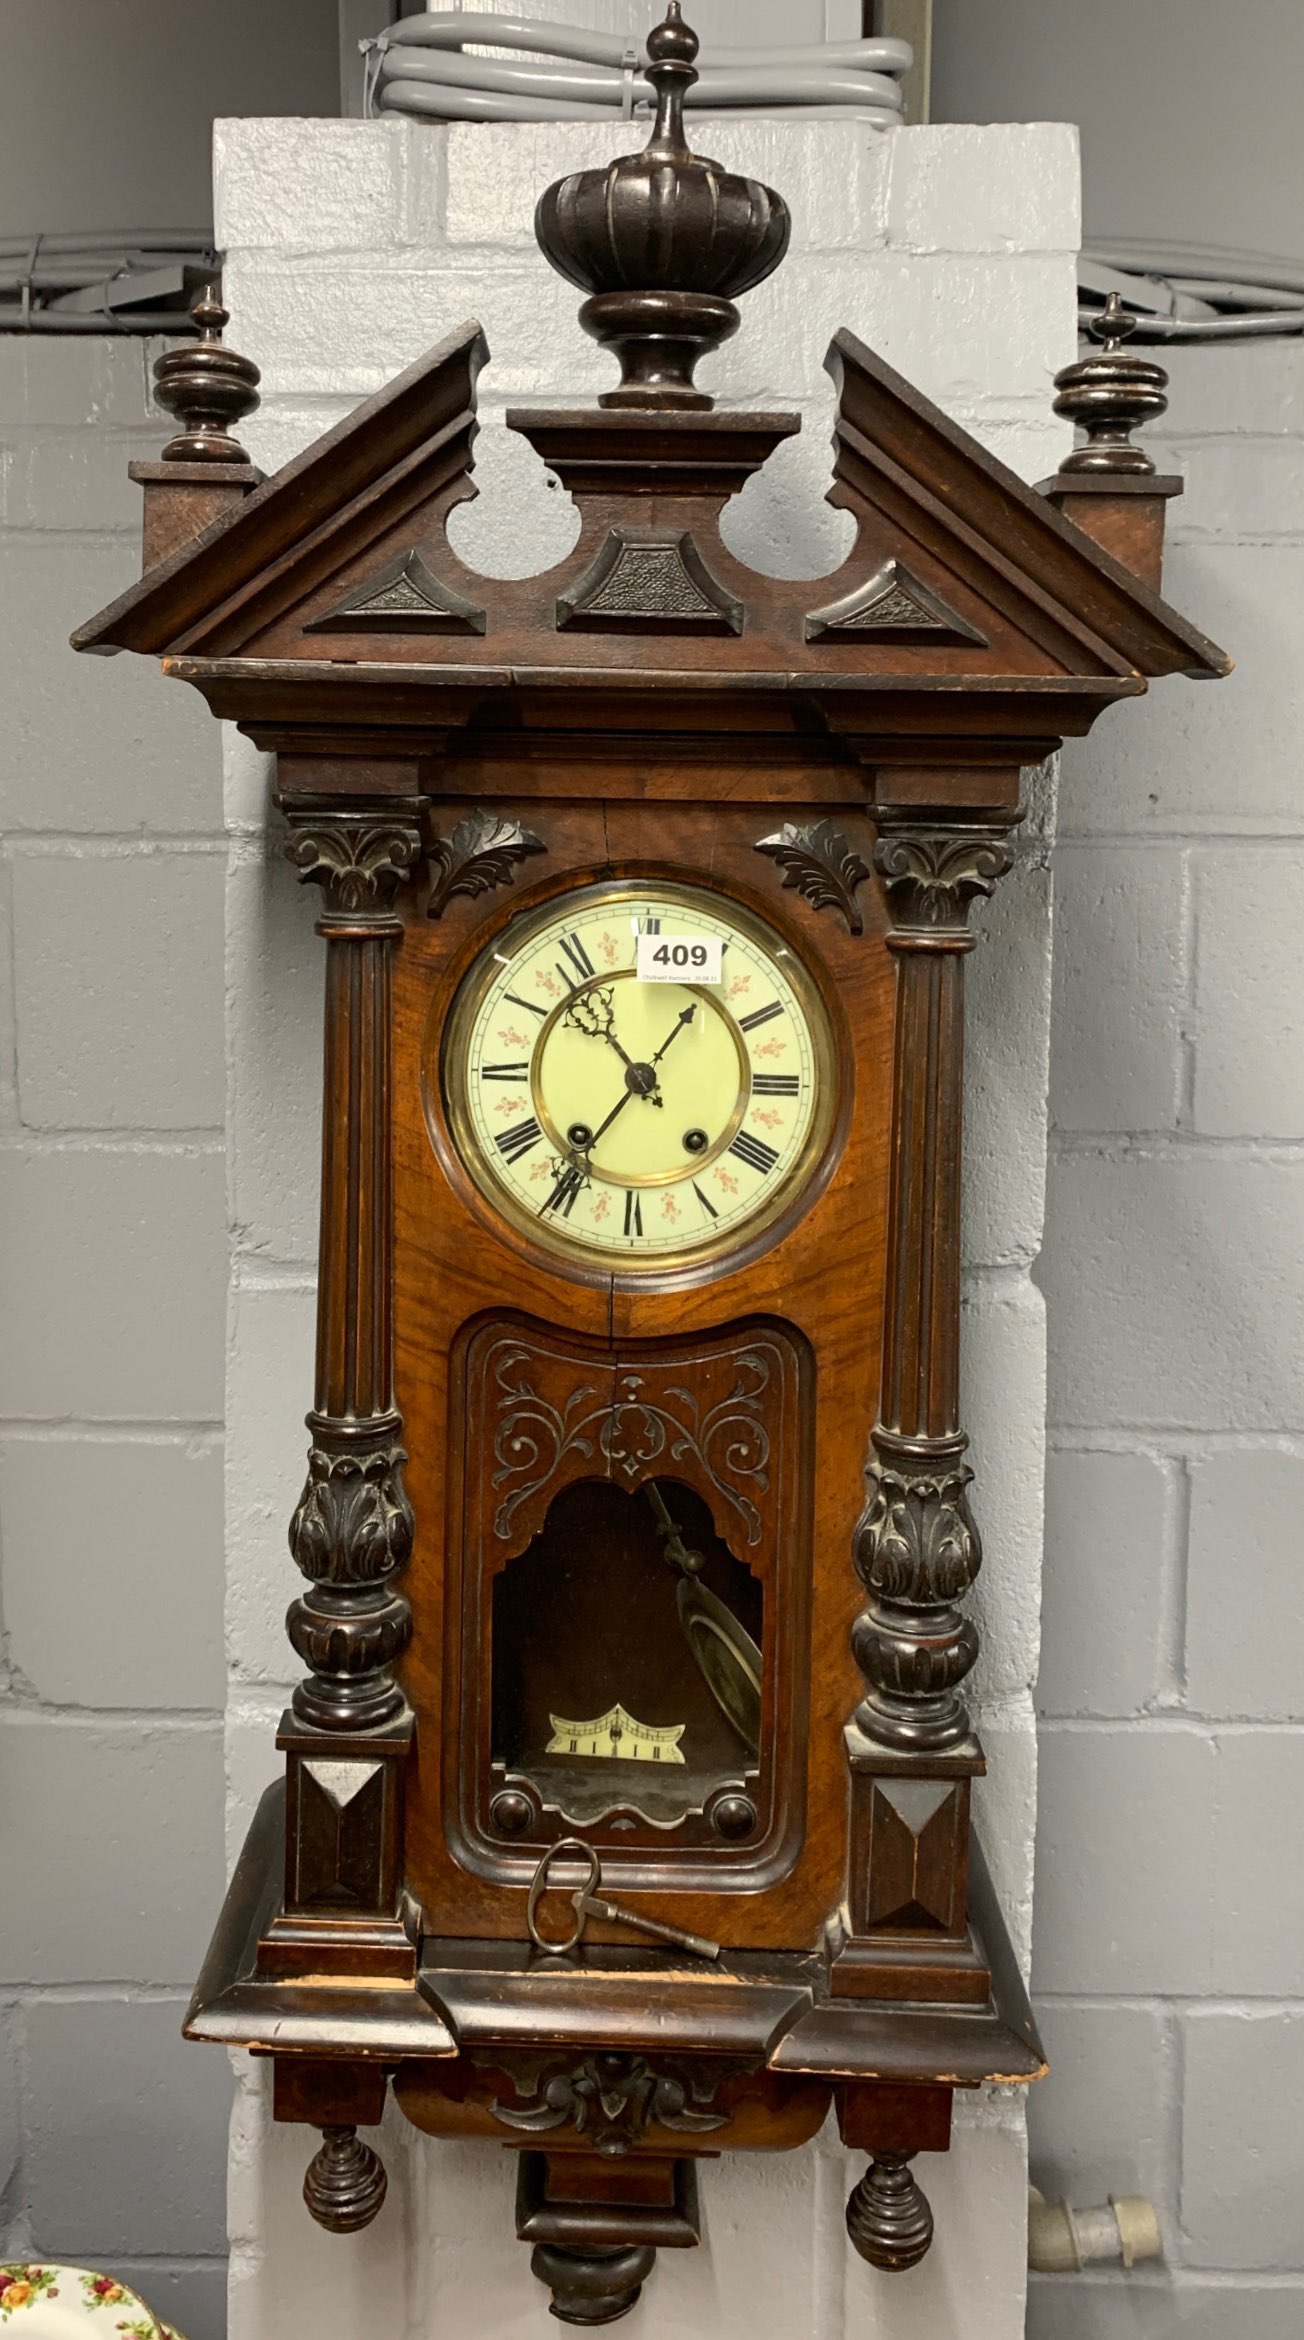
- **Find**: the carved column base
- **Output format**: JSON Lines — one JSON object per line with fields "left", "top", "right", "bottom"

{"left": 846, "top": 2153, "right": 934, "bottom": 2273}
{"left": 829, "top": 1727, "right": 987, "bottom": 2003}
{"left": 530, "top": 2244, "right": 657, "bottom": 2326}
{"left": 258, "top": 1711, "right": 417, "bottom": 1980}
{"left": 303, "top": 2126, "right": 388, "bottom": 2233}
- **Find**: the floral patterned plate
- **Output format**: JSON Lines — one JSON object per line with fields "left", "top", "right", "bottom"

{"left": 0, "top": 2265, "right": 187, "bottom": 2339}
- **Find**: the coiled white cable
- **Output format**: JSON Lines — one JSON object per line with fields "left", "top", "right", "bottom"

{"left": 363, "top": 12, "right": 912, "bottom": 127}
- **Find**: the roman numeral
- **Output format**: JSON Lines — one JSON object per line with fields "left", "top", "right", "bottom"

{"left": 693, "top": 1181, "right": 718, "bottom": 1221}
{"left": 541, "top": 1164, "right": 586, "bottom": 1218}
{"left": 556, "top": 931, "right": 595, "bottom": 987}
{"left": 504, "top": 991, "right": 546, "bottom": 1020}
{"left": 752, "top": 1073, "right": 800, "bottom": 1096}
{"left": 729, "top": 1130, "right": 779, "bottom": 1175}
{"left": 738, "top": 1000, "right": 783, "bottom": 1033}
{"left": 496, "top": 1117, "right": 542, "bottom": 1163}
{"left": 480, "top": 1061, "right": 530, "bottom": 1082}
{"left": 623, "top": 1190, "right": 643, "bottom": 1238}
{"left": 640, "top": 915, "right": 661, "bottom": 935}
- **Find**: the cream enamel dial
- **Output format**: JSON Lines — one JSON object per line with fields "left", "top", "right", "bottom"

{"left": 439, "top": 882, "right": 835, "bottom": 1268}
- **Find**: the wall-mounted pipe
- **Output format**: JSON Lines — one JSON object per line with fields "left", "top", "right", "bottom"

{"left": 1028, "top": 2187, "right": 1163, "bottom": 2274}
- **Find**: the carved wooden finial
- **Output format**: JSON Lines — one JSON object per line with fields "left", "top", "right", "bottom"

{"left": 152, "top": 282, "right": 261, "bottom": 464}
{"left": 534, "top": 4, "right": 790, "bottom": 409}
{"left": 1052, "top": 292, "right": 1169, "bottom": 477}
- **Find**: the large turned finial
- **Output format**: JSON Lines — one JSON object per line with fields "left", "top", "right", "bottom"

{"left": 1052, "top": 292, "right": 1169, "bottom": 477}
{"left": 153, "top": 284, "right": 261, "bottom": 464}
{"left": 535, "top": 2, "right": 790, "bottom": 409}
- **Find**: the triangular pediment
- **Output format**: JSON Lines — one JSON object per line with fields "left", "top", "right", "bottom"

{"left": 74, "top": 315, "right": 1227, "bottom": 726}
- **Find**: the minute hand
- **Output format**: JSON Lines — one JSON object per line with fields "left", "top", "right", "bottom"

{"left": 650, "top": 1002, "right": 697, "bottom": 1065}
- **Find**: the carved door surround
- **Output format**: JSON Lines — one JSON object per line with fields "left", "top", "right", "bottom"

{"left": 447, "top": 1314, "right": 810, "bottom": 1883}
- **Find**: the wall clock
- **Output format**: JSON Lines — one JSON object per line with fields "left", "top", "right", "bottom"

{"left": 75, "top": 10, "right": 1227, "bottom": 2323}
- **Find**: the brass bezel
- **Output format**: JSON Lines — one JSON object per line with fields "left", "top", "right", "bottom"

{"left": 435, "top": 879, "right": 839, "bottom": 1275}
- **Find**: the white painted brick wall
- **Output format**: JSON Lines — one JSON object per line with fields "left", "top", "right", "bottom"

{"left": 1030, "top": 335, "right": 1304, "bottom": 2334}
{"left": 0, "top": 336, "right": 230, "bottom": 2340}
{"left": 216, "top": 113, "right": 1076, "bottom": 2340}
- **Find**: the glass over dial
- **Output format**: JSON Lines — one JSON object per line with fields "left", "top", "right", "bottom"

{"left": 439, "top": 882, "right": 835, "bottom": 1266}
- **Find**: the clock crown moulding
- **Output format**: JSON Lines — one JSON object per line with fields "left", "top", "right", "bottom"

{"left": 71, "top": 7, "right": 1231, "bottom": 2326}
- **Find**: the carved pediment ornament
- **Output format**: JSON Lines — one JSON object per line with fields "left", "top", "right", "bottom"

{"left": 556, "top": 526, "right": 744, "bottom": 633}
{"left": 804, "top": 558, "right": 987, "bottom": 647}
{"left": 307, "top": 546, "right": 486, "bottom": 635}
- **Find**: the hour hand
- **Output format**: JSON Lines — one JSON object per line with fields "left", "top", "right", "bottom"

{"left": 562, "top": 985, "right": 633, "bottom": 1067}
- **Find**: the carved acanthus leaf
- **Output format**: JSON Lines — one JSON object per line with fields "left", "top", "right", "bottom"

{"left": 426, "top": 808, "right": 546, "bottom": 920}
{"left": 755, "top": 817, "right": 872, "bottom": 935}
{"left": 289, "top": 1443, "right": 415, "bottom": 1586}
{"left": 853, "top": 1454, "right": 982, "bottom": 1607}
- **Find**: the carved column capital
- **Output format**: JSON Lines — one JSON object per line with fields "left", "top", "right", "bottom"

{"left": 873, "top": 819, "right": 1015, "bottom": 945}
{"left": 283, "top": 808, "right": 422, "bottom": 931}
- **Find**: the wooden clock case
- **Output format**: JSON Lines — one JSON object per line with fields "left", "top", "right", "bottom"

{"left": 76, "top": 15, "right": 1227, "bottom": 2319}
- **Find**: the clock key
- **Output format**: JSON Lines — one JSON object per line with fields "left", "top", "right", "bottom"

{"left": 526, "top": 1836, "right": 720, "bottom": 1961}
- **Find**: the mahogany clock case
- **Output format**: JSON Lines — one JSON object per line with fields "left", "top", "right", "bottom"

{"left": 396, "top": 792, "right": 893, "bottom": 1947}
{"left": 70, "top": 6, "right": 1230, "bottom": 2300}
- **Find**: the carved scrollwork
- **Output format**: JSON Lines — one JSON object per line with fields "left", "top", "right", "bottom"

{"left": 490, "top": 2053, "right": 729, "bottom": 2157}
{"left": 283, "top": 812, "right": 422, "bottom": 926}
{"left": 755, "top": 817, "right": 872, "bottom": 935}
{"left": 426, "top": 808, "right": 547, "bottom": 921}
{"left": 873, "top": 826, "right": 1014, "bottom": 938}
{"left": 491, "top": 1349, "right": 771, "bottom": 1545}
{"left": 289, "top": 1443, "right": 415, "bottom": 1586}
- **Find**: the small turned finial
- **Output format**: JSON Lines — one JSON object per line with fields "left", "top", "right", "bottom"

{"left": 534, "top": 4, "right": 790, "bottom": 410}
{"left": 302, "top": 2126, "right": 388, "bottom": 2233}
{"left": 1052, "top": 291, "right": 1169, "bottom": 477}
{"left": 846, "top": 2153, "right": 935, "bottom": 2274}
{"left": 152, "top": 283, "right": 261, "bottom": 464}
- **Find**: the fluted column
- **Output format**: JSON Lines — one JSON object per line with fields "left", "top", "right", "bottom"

{"left": 851, "top": 816, "right": 1015, "bottom": 1753}
{"left": 282, "top": 809, "right": 421, "bottom": 1732}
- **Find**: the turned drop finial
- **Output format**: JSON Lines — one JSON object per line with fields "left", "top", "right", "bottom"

{"left": 1052, "top": 292, "right": 1169, "bottom": 477}
{"left": 152, "top": 282, "right": 261, "bottom": 464}
{"left": 534, "top": 4, "right": 790, "bottom": 410}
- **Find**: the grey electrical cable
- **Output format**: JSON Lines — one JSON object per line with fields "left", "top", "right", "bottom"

{"left": 0, "top": 233, "right": 217, "bottom": 335}
{"left": 1080, "top": 242, "right": 1304, "bottom": 342}
{"left": 364, "top": 12, "right": 911, "bottom": 127}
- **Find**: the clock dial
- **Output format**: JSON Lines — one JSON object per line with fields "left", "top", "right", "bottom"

{"left": 439, "top": 882, "right": 836, "bottom": 1267}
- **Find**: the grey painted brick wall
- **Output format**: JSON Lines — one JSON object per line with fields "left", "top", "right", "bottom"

{"left": 0, "top": 336, "right": 231, "bottom": 2340}
{"left": 1028, "top": 340, "right": 1304, "bottom": 2336}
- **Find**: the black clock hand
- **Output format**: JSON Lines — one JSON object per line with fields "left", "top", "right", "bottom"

{"left": 562, "top": 986, "right": 636, "bottom": 1071}
{"left": 583, "top": 1083, "right": 639, "bottom": 1152}
{"left": 650, "top": 1001, "right": 697, "bottom": 1065}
